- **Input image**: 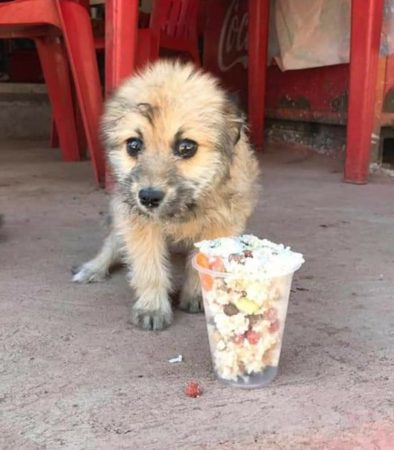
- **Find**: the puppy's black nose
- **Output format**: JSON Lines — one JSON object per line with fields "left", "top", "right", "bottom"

{"left": 138, "top": 188, "right": 165, "bottom": 208}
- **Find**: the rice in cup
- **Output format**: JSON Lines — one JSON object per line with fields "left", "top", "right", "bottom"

{"left": 192, "top": 235, "right": 304, "bottom": 388}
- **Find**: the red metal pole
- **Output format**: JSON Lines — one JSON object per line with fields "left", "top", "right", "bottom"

{"left": 248, "top": 0, "right": 270, "bottom": 148}
{"left": 344, "top": 0, "right": 384, "bottom": 184}
{"left": 105, "top": 0, "right": 139, "bottom": 94}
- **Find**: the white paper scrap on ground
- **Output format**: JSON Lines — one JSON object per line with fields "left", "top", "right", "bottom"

{"left": 168, "top": 355, "right": 183, "bottom": 363}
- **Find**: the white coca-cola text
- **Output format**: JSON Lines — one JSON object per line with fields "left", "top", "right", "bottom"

{"left": 218, "top": 0, "right": 248, "bottom": 72}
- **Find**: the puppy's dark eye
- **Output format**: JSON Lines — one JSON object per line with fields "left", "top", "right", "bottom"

{"left": 174, "top": 139, "right": 198, "bottom": 159}
{"left": 126, "top": 138, "right": 143, "bottom": 157}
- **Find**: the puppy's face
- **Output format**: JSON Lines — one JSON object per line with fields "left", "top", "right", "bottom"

{"left": 102, "top": 61, "right": 243, "bottom": 220}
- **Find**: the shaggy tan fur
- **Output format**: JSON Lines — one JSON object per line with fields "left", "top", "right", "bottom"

{"left": 73, "top": 60, "right": 260, "bottom": 330}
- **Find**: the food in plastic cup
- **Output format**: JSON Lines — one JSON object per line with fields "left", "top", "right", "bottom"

{"left": 192, "top": 235, "right": 304, "bottom": 388}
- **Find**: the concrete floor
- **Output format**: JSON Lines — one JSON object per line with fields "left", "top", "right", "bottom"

{"left": 0, "top": 140, "right": 393, "bottom": 450}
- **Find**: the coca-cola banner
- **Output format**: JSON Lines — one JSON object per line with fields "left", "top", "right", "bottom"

{"left": 203, "top": 0, "right": 277, "bottom": 109}
{"left": 203, "top": 0, "right": 249, "bottom": 108}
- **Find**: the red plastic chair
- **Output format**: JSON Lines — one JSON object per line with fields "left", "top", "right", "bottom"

{"left": 98, "top": 0, "right": 200, "bottom": 72}
{"left": 148, "top": 0, "right": 200, "bottom": 65}
{"left": 0, "top": 0, "right": 105, "bottom": 186}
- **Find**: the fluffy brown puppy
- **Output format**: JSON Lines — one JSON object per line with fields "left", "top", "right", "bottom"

{"left": 73, "top": 60, "right": 260, "bottom": 330}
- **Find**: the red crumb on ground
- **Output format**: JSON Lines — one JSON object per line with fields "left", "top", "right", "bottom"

{"left": 185, "top": 382, "right": 203, "bottom": 398}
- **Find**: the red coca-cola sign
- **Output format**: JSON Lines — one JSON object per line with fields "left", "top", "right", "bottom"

{"left": 203, "top": 0, "right": 248, "bottom": 108}
{"left": 218, "top": 0, "right": 248, "bottom": 72}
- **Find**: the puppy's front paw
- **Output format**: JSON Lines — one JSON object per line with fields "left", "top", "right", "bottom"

{"left": 131, "top": 295, "right": 173, "bottom": 330}
{"left": 71, "top": 262, "right": 108, "bottom": 283}
{"left": 179, "top": 293, "right": 204, "bottom": 314}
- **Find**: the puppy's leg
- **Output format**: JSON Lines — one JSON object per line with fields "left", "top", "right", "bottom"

{"left": 179, "top": 255, "right": 203, "bottom": 313}
{"left": 72, "top": 230, "right": 122, "bottom": 283}
{"left": 125, "top": 222, "right": 172, "bottom": 330}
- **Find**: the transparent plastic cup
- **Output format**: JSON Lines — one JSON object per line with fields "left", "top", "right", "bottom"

{"left": 192, "top": 255, "right": 303, "bottom": 388}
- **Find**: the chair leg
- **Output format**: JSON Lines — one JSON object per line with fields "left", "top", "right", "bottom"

{"left": 344, "top": 0, "right": 384, "bottom": 184}
{"left": 248, "top": 0, "right": 270, "bottom": 148}
{"left": 50, "top": 118, "right": 59, "bottom": 148}
{"left": 74, "top": 95, "right": 88, "bottom": 160}
{"left": 35, "top": 36, "right": 80, "bottom": 161}
{"left": 57, "top": 0, "right": 105, "bottom": 186}
{"left": 50, "top": 84, "right": 86, "bottom": 159}
{"left": 105, "top": 0, "right": 139, "bottom": 93}
{"left": 135, "top": 29, "right": 160, "bottom": 71}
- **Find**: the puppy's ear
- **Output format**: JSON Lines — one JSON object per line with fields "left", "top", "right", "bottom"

{"left": 223, "top": 94, "right": 246, "bottom": 146}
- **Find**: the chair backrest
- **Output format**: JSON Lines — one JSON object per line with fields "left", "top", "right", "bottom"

{"left": 72, "top": 0, "right": 90, "bottom": 11}
{"left": 149, "top": 0, "right": 199, "bottom": 40}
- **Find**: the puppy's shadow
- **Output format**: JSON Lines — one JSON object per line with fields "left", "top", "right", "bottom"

{"left": 169, "top": 249, "right": 192, "bottom": 309}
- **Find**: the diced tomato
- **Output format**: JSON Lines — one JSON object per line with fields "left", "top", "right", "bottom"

{"left": 185, "top": 382, "right": 203, "bottom": 398}
{"left": 200, "top": 274, "right": 213, "bottom": 291}
{"left": 196, "top": 253, "right": 215, "bottom": 290}
{"left": 269, "top": 319, "right": 280, "bottom": 333}
{"left": 196, "top": 252, "right": 210, "bottom": 269}
{"left": 246, "top": 330, "right": 261, "bottom": 345}
{"left": 209, "top": 256, "right": 225, "bottom": 272}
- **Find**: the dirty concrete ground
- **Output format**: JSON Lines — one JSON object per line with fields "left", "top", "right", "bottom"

{"left": 0, "top": 140, "right": 393, "bottom": 450}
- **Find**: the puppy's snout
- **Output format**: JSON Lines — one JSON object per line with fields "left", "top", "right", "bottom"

{"left": 138, "top": 188, "right": 165, "bottom": 209}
